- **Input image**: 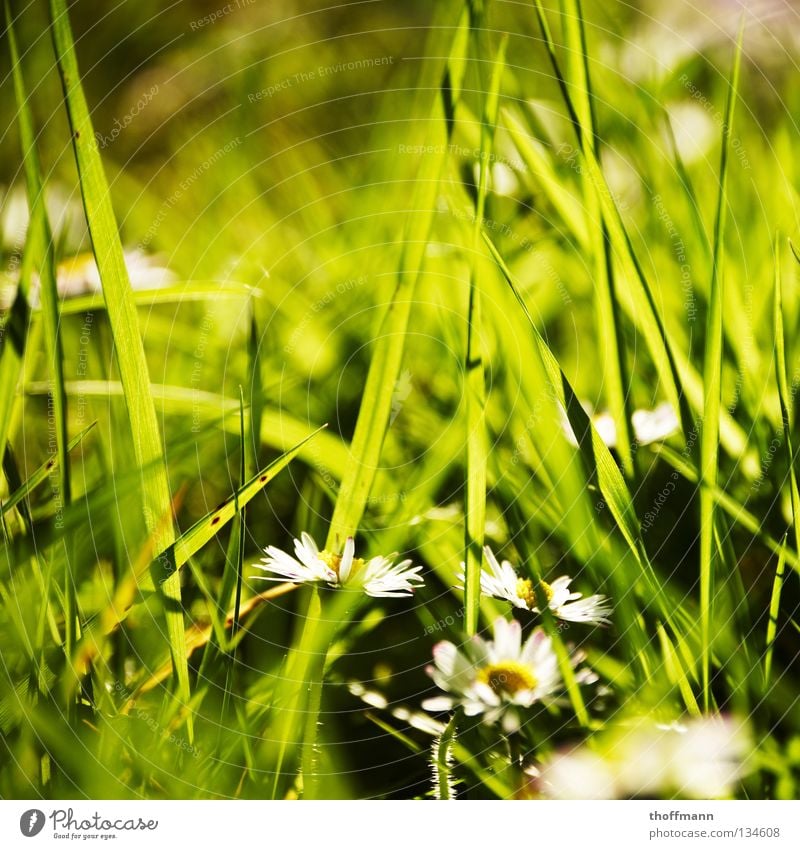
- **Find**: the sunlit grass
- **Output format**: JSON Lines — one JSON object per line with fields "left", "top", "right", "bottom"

{"left": 1, "top": 0, "right": 799, "bottom": 800}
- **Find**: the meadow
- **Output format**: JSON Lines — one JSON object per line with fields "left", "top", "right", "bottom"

{"left": 1, "top": 0, "right": 799, "bottom": 800}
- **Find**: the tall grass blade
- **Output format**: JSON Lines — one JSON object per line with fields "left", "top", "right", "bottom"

{"left": 7, "top": 4, "right": 75, "bottom": 692}
{"left": 699, "top": 21, "right": 744, "bottom": 710}
{"left": 48, "top": 0, "right": 190, "bottom": 729}
{"left": 218, "top": 389, "right": 248, "bottom": 740}
{"left": 283, "top": 2, "right": 469, "bottom": 799}
{"left": 530, "top": 0, "right": 687, "bottom": 433}
{"left": 326, "top": 1, "right": 467, "bottom": 550}
{"left": 484, "top": 233, "right": 683, "bottom": 660}
{"left": 773, "top": 237, "right": 800, "bottom": 554}
{"left": 559, "top": 0, "right": 633, "bottom": 474}
{"left": 464, "top": 18, "right": 506, "bottom": 637}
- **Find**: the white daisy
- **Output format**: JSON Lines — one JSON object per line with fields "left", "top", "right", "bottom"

{"left": 422, "top": 616, "right": 592, "bottom": 732}
{"left": 459, "top": 547, "right": 612, "bottom": 626}
{"left": 253, "top": 532, "right": 423, "bottom": 599}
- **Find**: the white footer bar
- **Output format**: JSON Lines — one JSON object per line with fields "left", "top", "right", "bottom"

{"left": 1, "top": 799, "right": 798, "bottom": 848}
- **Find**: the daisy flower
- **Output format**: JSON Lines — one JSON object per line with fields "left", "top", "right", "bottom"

{"left": 422, "top": 617, "right": 594, "bottom": 732}
{"left": 253, "top": 532, "right": 423, "bottom": 598}
{"left": 459, "top": 547, "right": 612, "bottom": 626}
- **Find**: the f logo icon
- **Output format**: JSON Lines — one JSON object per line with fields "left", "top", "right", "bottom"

{"left": 19, "top": 809, "right": 45, "bottom": 837}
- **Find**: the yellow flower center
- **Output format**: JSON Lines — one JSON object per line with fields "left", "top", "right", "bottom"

{"left": 319, "top": 549, "right": 364, "bottom": 577}
{"left": 516, "top": 577, "right": 553, "bottom": 609}
{"left": 477, "top": 661, "right": 537, "bottom": 696}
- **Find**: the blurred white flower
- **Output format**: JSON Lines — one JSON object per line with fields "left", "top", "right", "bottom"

{"left": 539, "top": 748, "right": 619, "bottom": 800}
{"left": 666, "top": 102, "right": 717, "bottom": 165}
{"left": 631, "top": 402, "right": 681, "bottom": 445}
{"left": 561, "top": 401, "right": 679, "bottom": 449}
{"left": 471, "top": 161, "right": 520, "bottom": 198}
{"left": 538, "top": 715, "right": 750, "bottom": 800}
{"left": 458, "top": 546, "right": 612, "bottom": 625}
{"left": 422, "top": 616, "right": 594, "bottom": 732}
{"left": 491, "top": 162, "right": 520, "bottom": 196}
{"left": 1, "top": 249, "right": 178, "bottom": 311}
{"left": 55, "top": 249, "right": 176, "bottom": 299}
{"left": 668, "top": 716, "right": 751, "bottom": 798}
{"left": 254, "top": 532, "right": 423, "bottom": 598}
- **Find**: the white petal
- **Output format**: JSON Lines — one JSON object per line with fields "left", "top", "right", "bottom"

{"left": 338, "top": 536, "right": 355, "bottom": 583}
{"left": 421, "top": 696, "right": 454, "bottom": 712}
{"left": 492, "top": 616, "right": 522, "bottom": 660}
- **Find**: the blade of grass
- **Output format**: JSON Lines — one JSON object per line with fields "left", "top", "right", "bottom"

{"left": 55, "top": 281, "right": 258, "bottom": 315}
{"left": 281, "top": 1, "right": 470, "bottom": 799}
{"left": 7, "top": 8, "right": 68, "bottom": 512}
{"left": 218, "top": 389, "right": 247, "bottom": 738}
{"left": 7, "top": 5, "right": 75, "bottom": 704}
{"left": 501, "top": 107, "right": 587, "bottom": 245}
{"left": 559, "top": 0, "right": 633, "bottom": 475}
{"left": 530, "top": 0, "right": 688, "bottom": 435}
{"left": 764, "top": 237, "right": 799, "bottom": 692}
{"left": 198, "top": 319, "right": 263, "bottom": 689}
{"left": 773, "top": 236, "right": 800, "bottom": 554}
{"left": 167, "top": 427, "right": 325, "bottom": 574}
{"left": 48, "top": 0, "right": 192, "bottom": 732}
{"left": 75, "top": 431, "right": 317, "bottom": 687}
{"left": 464, "top": 17, "right": 506, "bottom": 637}
{"left": 485, "top": 233, "right": 686, "bottom": 667}
{"left": 325, "top": 11, "right": 467, "bottom": 549}
{"left": 0, "top": 291, "right": 29, "bottom": 463}
{"left": 656, "top": 622, "right": 701, "bottom": 716}
{"left": 699, "top": 21, "right": 744, "bottom": 710}
{"left": 1, "top": 422, "right": 95, "bottom": 518}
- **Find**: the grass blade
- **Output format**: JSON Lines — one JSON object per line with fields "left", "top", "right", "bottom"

{"left": 1, "top": 422, "right": 95, "bottom": 518}
{"left": 7, "top": 4, "right": 75, "bottom": 694}
{"left": 167, "top": 427, "right": 325, "bottom": 572}
{"left": 699, "top": 22, "right": 744, "bottom": 709}
{"left": 773, "top": 237, "right": 800, "bottom": 554}
{"left": 0, "top": 288, "right": 29, "bottom": 466}
{"left": 559, "top": 0, "right": 633, "bottom": 474}
{"left": 48, "top": 0, "right": 190, "bottom": 729}
{"left": 56, "top": 281, "right": 258, "bottom": 316}
{"left": 764, "top": 539, "right": 787, "bottom": 690}
{"left": 530, "top": 0, "right": 687, "bottom": 433}
{"left": 283, "top": 2, "right": 469, "bottom": 798}
{"left": 485, "top": 233, "right": 681, "bottom": 666}
{"left": 326, "top": 2, "right": 467, "bottom": 550}
{"left": 464, "top": 18, "right": 506, "bottom": 637}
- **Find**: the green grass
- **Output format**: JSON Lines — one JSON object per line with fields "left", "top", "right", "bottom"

{"left": 1, "top": 0, "right": 799, "bottom": 801}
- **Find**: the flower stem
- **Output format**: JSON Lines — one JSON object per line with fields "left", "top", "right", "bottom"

{"left": 297, "top": 589, "right": 362, "bottom": 798}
